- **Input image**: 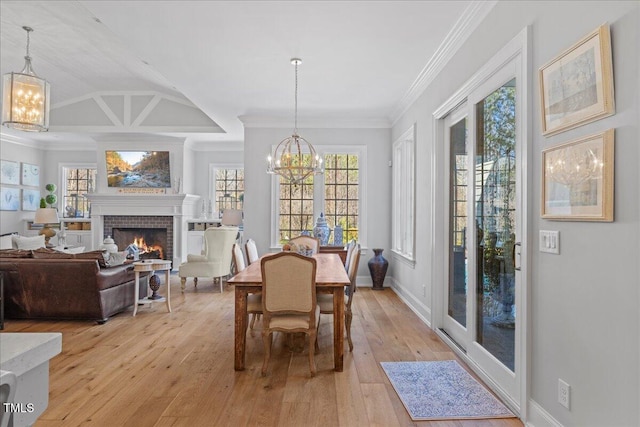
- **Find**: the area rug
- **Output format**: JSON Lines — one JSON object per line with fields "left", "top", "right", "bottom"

{"left": 380, "top": 360, "right": 515, "bottom": 421}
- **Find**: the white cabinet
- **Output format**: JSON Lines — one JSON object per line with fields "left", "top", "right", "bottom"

{"left": 58, "top": 219, "right": 91, "bottom": 248}
{"left": 61, "top": 231, "right": 90, "bottom": 246}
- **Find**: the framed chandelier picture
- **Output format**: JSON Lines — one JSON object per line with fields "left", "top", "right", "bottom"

{"left": 542, "top": 129, "right": 614, "bottom": 221}
{"left": 539, "top": 24, "right": 614, "bottom": 136}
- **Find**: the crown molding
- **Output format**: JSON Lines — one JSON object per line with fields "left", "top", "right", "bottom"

{"left": 0, "top": 132, "right": 45, "bottom": 150}
{"left": 389, "top": 0, "right": 498, "bottom": 125}
{"left": 239, "top": 115, "right": 390, "bottom": 129}
{"left": 188, "top": 140, "right": 244, "bottom": 152}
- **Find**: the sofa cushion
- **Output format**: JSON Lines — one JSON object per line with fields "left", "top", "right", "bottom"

{"left": 0, "top": 249, "right": 33, "bottom": 258}
{"left": 13, "top": 234, "right": 45, "bottom": 250}
{"left": 32, "top": 247, "right": 75, "bottom": 259}
{"left": 74, "top": 250, "right": 108, "bottom": 268}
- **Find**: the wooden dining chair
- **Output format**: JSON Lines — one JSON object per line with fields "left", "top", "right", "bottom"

{"left": 289, "top": 235, "right": 320, "bottom": 254}
{"left": 343, "top": 239, "right": 357, "bottom": 269}
{"left": 245, "top": 238, "right": 259, "bottom": 265}
{"left": 317, "top": 243, "right": 360, "bottom": 351}
{"left": 232, "top": 243, "right": 262, "bottom": 330}
{"left": 260, "top": 252, "right": 319, "bottom": 377}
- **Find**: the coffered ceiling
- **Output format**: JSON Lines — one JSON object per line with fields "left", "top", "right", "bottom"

{"left": 0, "top": 1, "right": 495, "bottom": 148}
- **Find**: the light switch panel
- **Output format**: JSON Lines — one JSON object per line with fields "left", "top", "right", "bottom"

{"left": 539, "top": 230, "right": 560, "bottom": 254}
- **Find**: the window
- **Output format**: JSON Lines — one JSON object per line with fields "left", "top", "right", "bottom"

{"left": 278, "top": 162, "right": 314, "bottom": 243}
{"left": 271, "top": 146, "right": 366, "bottom": 248}
{"left": 60, "top": 164, "right": 96, "bottom": 218}
{"left": 209, "top": 165, "right": 244, "bottom": 215}
{"left": 323, "top": 154, "right": 359, "bottom": 243}
{"left": 392, "top": 125, "right": 415, "bottom": 262}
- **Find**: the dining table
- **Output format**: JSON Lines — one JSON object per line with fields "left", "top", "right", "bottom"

{"left": 228, "top": 252, "right": 350, "bottom": 372}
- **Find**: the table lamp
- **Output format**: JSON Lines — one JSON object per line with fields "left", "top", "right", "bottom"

{"left": 221, "top": 209, "right": 243, "bottom": 226}
{"left": 34, "top": 207, "right": 59, "bottom": 245}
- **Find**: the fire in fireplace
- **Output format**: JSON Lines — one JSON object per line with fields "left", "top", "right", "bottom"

{"left": 113, "top": 228, "right": 168, "bottom": 260}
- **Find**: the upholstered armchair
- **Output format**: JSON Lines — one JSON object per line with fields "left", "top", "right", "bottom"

{"left": 179, "top": 226, "right": 238, "bottom": 293}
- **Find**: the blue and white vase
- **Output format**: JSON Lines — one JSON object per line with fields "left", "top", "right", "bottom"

{"left": 333, "top": 225, "right": 343, "bottom": 246}
{"left": 313, "top": 213, "right": 331, "bottom": 246}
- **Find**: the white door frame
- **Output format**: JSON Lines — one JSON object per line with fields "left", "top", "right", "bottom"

{"left": 430, "top": 26, "right": 531, "bottom": 417}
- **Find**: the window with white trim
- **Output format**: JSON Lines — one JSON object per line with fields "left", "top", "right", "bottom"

{"left": 392, "top": 125, "right": 415, "bottom": 262}
{"left": 60, "top": 164, "right": 96, "bottom": 218}
{"left": 271, "top": 146, "right": 366, "bottom": 248}
{"left": 209, "top": 164, "right": 244, "bottom": 215}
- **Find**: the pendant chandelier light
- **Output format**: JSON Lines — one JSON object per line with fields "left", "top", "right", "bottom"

{"left": 2, "top": 26, "right": 50, "bottom": 132}
{"left": 266, "top": 58, "right": 323, "bottom": 184}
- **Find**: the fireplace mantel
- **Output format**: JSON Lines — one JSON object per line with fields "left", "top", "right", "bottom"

{"left": 86, "top": 193, "right": 200, "bottom": 216}
{"left": 85, "top": 193, "right": 201, "bottom": 267}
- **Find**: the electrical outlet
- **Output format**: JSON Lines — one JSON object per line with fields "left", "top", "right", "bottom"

{"left": 558, "top": 379, "right": 570, "bottom": 409}
{"left": 422, "top": 284, "right": 426, "bottom": 297}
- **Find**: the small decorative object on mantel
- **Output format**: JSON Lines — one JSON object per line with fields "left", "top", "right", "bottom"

{"left": 313, "top": 213, "right": 331, "bottom": 246}
{"left": 200, "top": 199, "right": 207, "bottom": 219}
{"left": 117, "top": 188, "right": 166, "bottom": 194}
{"left": 368, "top": 248, "right": 388, "bottom": 290}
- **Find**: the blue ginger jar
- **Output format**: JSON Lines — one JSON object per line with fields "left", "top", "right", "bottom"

{"left": 313, "top": 213, "right": 331, "bottom": 246}
{"left": 333, "top": 225, "right": 344, "bottom": 246}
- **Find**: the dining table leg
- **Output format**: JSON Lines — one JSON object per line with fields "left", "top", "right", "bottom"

{"left": 332, "top": 288, "right": 345, "bottom": 372}
{"left": 234, "top": 288, "right": 248, "bottom": 370}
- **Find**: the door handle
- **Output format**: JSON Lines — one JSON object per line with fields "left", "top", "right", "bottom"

{"left": 514, "top": 242, "right": 522, "bottom": 271}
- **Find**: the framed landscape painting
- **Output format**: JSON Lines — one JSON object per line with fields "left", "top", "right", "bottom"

{"left": 539, "top": 25, "right": 614, "bottom": 136}
{"left": 542, "top": 129, "right": 614, "bottom": 221}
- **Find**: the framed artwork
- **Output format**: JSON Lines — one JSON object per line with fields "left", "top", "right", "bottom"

{"left": 21, "top": 162, "right": 40, "bottom": 187}
{"left": 539, "top": 24, "right": 614, "bottom": 136}
{"left": 1, "top": 187, "right": 20, "bottom": 211}
{"left": 0, "top": 160, "right": 20, "bottom": 185}
{"left": 542, "top": 129, "right": 614, "bottom": 221}
{"left": 22, "top": 189, "right": 40, "bottom": 211}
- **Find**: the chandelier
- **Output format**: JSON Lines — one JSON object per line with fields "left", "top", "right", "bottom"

{"left": 267, "top": 58, "right": 323, "bottom": 184}
{"left": 546, "top": 145, "right": 603, "bottom": 186}
{"left": 2, "top": 26, "right": 50, "bottom": 132}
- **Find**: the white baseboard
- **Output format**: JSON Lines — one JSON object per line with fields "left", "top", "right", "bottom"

{"left": 526, "top": 400, "right": 564, "bottom": 427}
{"left": 388, "top": 276, "right": 431, "bottom": 327}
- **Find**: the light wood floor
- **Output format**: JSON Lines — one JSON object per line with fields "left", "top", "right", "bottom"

{"left": 3, "top": 275, "right": 523, "bottom": 427}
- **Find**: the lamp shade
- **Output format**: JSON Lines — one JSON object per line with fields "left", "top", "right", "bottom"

{"left": 221, "top": 209, "right": 243, "bottom": 226}
{"left": 34, "top": 208, "right": 59, "bottom": 224}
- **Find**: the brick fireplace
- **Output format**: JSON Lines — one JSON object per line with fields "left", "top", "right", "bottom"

{"left": 86, "top": 193, "right": 200, "bottom": 268}
{"left": 106, "top": 216, "right": 172, "bottom": 261}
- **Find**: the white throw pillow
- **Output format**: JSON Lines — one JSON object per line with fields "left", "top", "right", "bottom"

{"left": 0, "top": 234, "right": 14, "bottom": 250}
{"left": 13, "top": 234, "right": 46, "bottom": 250}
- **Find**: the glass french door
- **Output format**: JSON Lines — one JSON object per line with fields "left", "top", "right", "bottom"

{"left": 443, "top": 60, "right": 522, "bottom": 404}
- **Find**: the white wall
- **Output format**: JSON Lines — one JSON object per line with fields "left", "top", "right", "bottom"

{"left": 0, "top": 137, "right": 44, "bottom": 235}
{"left": 242, "top": 126, "right": 391, "bottom": 281}
{"left": 391, "top": 1, "right": 639, "bottom": 426}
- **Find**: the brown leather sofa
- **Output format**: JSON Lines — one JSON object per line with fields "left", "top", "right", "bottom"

{"left": 0, "top": 250, "right": 150, "bottom": 323}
